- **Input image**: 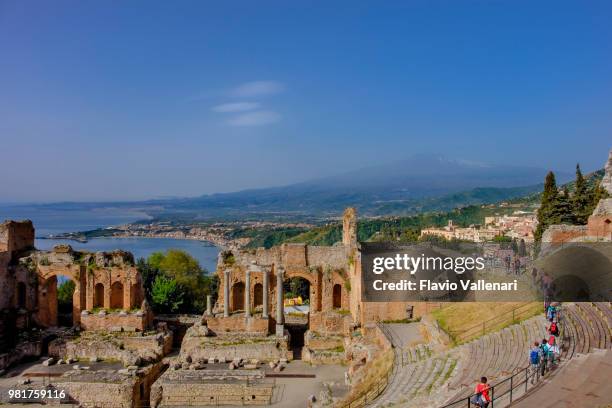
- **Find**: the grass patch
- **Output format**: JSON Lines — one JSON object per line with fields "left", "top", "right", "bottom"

{"left": 431, "top": 301, "right": 541, "bottom": 344}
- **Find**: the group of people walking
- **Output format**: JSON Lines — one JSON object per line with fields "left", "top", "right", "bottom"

{"left": 470, "top": 303, "right": 562, "bottom": 407}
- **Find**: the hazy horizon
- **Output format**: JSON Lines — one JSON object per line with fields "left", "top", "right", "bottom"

{"left": 2, "top": 1, "right": 611, "bottom": 202}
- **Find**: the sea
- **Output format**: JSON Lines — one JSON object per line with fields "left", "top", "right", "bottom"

{"left": 0, "top": 205, "right": 220, "bottom": 273}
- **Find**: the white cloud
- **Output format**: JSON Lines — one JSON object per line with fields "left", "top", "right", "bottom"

{"left": 227, "top": 111, "right": 281, "bottom": 126}
{"left": 211, "top": 102, "right": 260, "bottom": 113}
{"left": 231, "top": 80, "right": 285, "bottom": 97}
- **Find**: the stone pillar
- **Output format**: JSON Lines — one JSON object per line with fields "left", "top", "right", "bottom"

{"left": 262, "top": 270, "right": 269, "bottom": 318}
{"left": 245, "top": 270, "right": 251, "bottom": 318}
{"left": 224, "top": 269, "right": 230, "bottom": 317}
{"left": 206, "top": 295, "right": 212, "bottom": 315}
{"left": 276, "top": 267, "right": 284, "bottom": 336}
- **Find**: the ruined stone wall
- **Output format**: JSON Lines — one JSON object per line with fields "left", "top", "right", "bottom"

{"left": 0, "top": 220, "right": 34, "bottom": 254}
{"left": 151, "top": 373, "right": 274, "bottom": 407}
{"left": 80, "top": 312, "right": 148, "bottom": 332}
{"left": 206, "top": 315, "right": 270, "bottom": 335}
{"left": 0, "top": 251, "right": 13, "bottom": 310}
{"left": 360, "top": 301, "right": 429, "bottom": 324}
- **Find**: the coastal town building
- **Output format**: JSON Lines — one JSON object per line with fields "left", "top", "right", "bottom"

{"left": 420, "top": 212, "right": 537, "bottom": 243}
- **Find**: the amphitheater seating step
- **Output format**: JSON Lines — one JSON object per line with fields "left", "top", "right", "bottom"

{"left": 369, "top": 303, "right": 612, "bottom": 408}
{"left": 512, "top": 349, "right": 612, "bottom": 408}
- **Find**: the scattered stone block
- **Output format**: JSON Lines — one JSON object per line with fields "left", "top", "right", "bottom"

{"left": 42, "top": 357, "right": 55, "bottom": 366}
{"left": 280, "top": 358, "right": 288, "bottom": 364}
{"left": 18, "top": 378, "right": 31, "bottom": 385}
{"left": 274, "top": 364, "right": 284, "bottom": 373}
{"left": 268, "top": 362, "right": 276, "bottom": 369}
{"left": 228, "top": 362, "right": 236, "bottom": 370}
{"left": 127, "top": 365, "right": 138, "bottom": 370}
{"left": 207, "top": 358, "right": 215, "bottom": 364}
{"left": 244, "top": 364, "right": 257, "bottom": 370}
{"left": 90, "top": 356, "right": 100, "bottom": 362}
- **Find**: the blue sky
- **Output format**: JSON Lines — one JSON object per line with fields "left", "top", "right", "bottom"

{"left": 1, "top": 0, "right": 611, "bottom": 202}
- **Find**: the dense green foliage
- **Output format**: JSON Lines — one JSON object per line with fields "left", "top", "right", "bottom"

{"left": 151, "top": 275, "right": 185, "bottom": 313}
{"left": 534, "top": 165, "right": 608, "bottom": 246}
{"left": 57, "top": 279, "right": 75, "bottom": 313}
{"left": 137, "top": 249, "right": 218, "bottom": 314}
{"left": 230, "top": 227, "right": 308, "bottom": 249}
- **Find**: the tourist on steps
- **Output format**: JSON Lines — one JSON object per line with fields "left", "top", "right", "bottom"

{"left": 540, "top": 339, "right": 550, "bottom": 375}
{"left": 548, "top": 335, "right": 560, "bottom": 365}
{"left": 529, "top": 342, "right": 542, "bottom": 384}
{"left": 470, "top": 377, "right": 491, "bottom": 407}
{"left": 548, "top": 319, "right": 559, "bottom": 337}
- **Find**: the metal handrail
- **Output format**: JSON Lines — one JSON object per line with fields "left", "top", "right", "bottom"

{"left": 439, "top": 307, "right": 564, "bottom": 408}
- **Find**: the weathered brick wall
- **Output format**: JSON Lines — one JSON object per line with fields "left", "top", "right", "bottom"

{"left": 55, "top": 379, "right": 138, "bottom": 408}
{"left": 360, "top": 301, "right": 428, "bottom": 324}
{"left": 206, "top": 315, "right": 270, "bottom": 335}
{"left": 80, "top": 312, "right": 148, "bottom": 332}
{"left": 309, "top": 311, "right": 352, "bottom": 335}
{"left": 0, "top": 220, "right": 34, "bottom": 254}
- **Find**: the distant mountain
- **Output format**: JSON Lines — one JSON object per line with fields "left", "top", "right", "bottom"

{"left": 140, "top": 154, "right": 570, "bottom": 220}
{"left": 4, "top": 154, "right": 573, "bottom": 222}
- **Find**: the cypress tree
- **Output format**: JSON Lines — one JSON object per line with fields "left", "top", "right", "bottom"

{"left": 572, "top": 163, "right": 592, "bottom": 224}
{"left": 535, "top": 171, "right": 559, "bottom": 243}
{"left": 554, "top": 186, "right": 575, "bottom": 224}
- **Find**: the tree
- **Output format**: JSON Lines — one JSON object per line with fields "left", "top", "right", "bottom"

{"left": 57, "top": 280, "right": 75, "bottom": 313}
{"left": 518, "top": 239, "right": 527, "bottom": 257}
{"left": 511, "top": 238, "right": 519, "bottom": 254}
{"left": 145, "top": 249, "right": 218, "bottom": 313}
{"left": 571, "top": 164, "right": 593, "bottom": 224}
{"left": 587, "top": 180, "right": 610, "bottom": 216}
{"left": 151, "top": 275, "right": 184, "bottom": 313}
{"left": 136, "top": 257, "right": 160, "bottom": 302}
{"left": 552, "top": 186, "right": 575, "bottom": 225}
{"left": 535, "top": 171, "right": 559, "bottom": 243}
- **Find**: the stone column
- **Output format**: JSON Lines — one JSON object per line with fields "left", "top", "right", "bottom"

{"left": 206, "top": 295, "right": 212, "bottom": 315}
{"left": 276, "top": 267, "right": 284, "bottom": 336}
{"left": 245, "top": 269, "right": 251, "bottom": 318}
{"left": 262, "top": 270, "right": 269, "bottom": 318}
{"left": 223, "top": 269, "right": 230, "bottom": 317}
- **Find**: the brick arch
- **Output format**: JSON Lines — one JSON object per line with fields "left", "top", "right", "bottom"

{"left": 110, "top": 281, "right": 124, "bottom": 309}
{"left": 285, "top": 269, "right": 322, "bottom": 312}
{"left": 94, "top": 283, "right": 105, "bottom": 308}
{"left": 36, "top": 265, "right": 86, "bottom": 327}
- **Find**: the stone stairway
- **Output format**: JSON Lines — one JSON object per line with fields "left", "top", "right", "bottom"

{"left": 370, "top": 303, "right": 612, "bottom": 408}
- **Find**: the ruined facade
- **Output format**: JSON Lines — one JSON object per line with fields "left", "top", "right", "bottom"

{"left": 210, "top": 208, "right": 422, "bottom": 339}
{"left": 0, "top": 220, "right": 150, "bottom": 357}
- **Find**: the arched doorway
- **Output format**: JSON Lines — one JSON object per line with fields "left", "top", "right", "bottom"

{"left": 17, "top": 282, "right": 26, "bottom": 309}
{"left": 232, "top": 282, "right": 245, "bottom": 312}
{"left": 57, "top": 278, "right": 75, "bottom": 326}
{"left": 42, "top": 275, "right": 77, "bottom": 327}
{"left": 254, "top": 283, "right": 263, "bottom": 307}
{"left": 283, "top": 276, "right": 311, "bottom": 359}
{"left": 333, "top": 284, "right": 342, "bottom": 309}
{"left": 110, "top": 282, "right": 124, "bottom": 309}
{"left": 94, "top": 283, "right": 105, "bottom": 308}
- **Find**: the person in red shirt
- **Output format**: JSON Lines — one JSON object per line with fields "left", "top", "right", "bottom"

{"left": 473, "top": 377, "right": 491, "bottom": 407}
